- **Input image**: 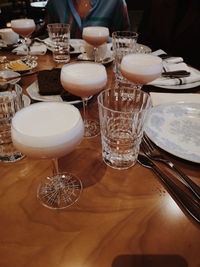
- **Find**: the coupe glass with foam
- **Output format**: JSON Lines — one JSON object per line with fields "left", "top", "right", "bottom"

{"left": 11, "top": 18, "right": 36, "bottom": 59}
{"left": 120, "top": 54, "right": 163, "bottom": 89}
{"left": 82, "top": 26, "right": 109, "bottom": 62}
{"left": 11, "top": 102, "right": 84, "bottom": 209}
{"left": 61, "top": 62, "right": 107, "bottom": 138}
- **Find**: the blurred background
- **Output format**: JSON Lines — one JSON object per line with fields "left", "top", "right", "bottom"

{"left": 0, "top": 0, "right": 146, "bottom": 31}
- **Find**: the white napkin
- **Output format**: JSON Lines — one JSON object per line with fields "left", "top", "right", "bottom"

{"left": 12, "top": 42, "right": 47, "bottom": 55}
{"left": 150, "top": 92, "right": 200, "bottom": 106}
{"left": 151, "top": 49, "right": 183, "bottom": 63}
{"left": 149, "top": 62, "right": 200, "bottom": 86}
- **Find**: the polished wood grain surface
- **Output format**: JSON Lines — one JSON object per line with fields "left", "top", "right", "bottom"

{"left": 0, "top": 50, "right": 200, "bottom": 267}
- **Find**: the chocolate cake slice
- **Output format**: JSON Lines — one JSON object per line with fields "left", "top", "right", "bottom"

{"left": 37, "top": 68, "right": 81, "bottom": 102}
{"left": 38, "top": 68, "right": 63, "bottom": 95}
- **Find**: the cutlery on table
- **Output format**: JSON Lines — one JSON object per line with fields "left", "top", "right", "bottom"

{"left": 162, "top": 70, "right": 191, "bottom": 78}
{"left": 137, "top": 154, "right": 200, "bottom": 223}
{"left": 0, "top": 71, "right": 38, "bottom": 83}
{"left": 141, "top": 135, "right": 200, "bottom": 200}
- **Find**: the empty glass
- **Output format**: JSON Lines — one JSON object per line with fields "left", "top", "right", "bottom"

{"left": 0, "top": 84, "right": 24, "bottom": 162}
{"left": 98, "top": 87, "right": 152, "bottom": 170}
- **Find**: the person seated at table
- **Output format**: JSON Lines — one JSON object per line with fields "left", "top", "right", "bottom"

{"left": 137, "top": 0, "right": 200, "bottom": 68}
{"left": 37, "top": 0, "right": 130, "bottom": 39}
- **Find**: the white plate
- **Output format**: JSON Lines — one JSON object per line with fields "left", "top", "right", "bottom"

{"left": 152, "top": 67, "right": 200, "bottom": 90}
{"left": 0, "top": 70, "right": 21, "bottom": 85}
{"left": 44, "top": 38, "right": 85, "bottom": 54}
{"left": 77, "top": 43, "right": 113, "bottom": 64}
{"left": 5, "top": 59, "right": 37, "bottom": 73}
{"left": 26, "top": 80, "right": 91, "bottom": 104}
{"left": 145, "top": 102, "right": 200, "bottom": 163}
{"left": 26, "top": 81, "right": 63, "bottom": 102}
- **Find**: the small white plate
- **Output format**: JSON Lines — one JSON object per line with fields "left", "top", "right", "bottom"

{"left": 5, "top": 59, "right": 37, "bottom": 73}
{"left": 26, "top": 81, "right": 63, "bottom": 102}
{"left": 145, "top": 102, "right": 200, "bottom": 163}
{"left": 26, "top": 80, "right": 91, "bottom": 104}
{"left": 77, "top": 43, "right": 113, "bottom": 64}
{"left": 0, "top": 70, "right": 21, "bottom": 85}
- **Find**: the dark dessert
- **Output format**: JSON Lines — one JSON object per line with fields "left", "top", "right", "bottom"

{"left": 37, "top": 68, "right": 81, "bottom": 102}
{"left": 38, "top": 68, "right": 63, "bottom": 95}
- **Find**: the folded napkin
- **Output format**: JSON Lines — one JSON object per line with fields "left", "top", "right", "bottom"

{"left": 151, "top": 49, "right": 183, "bottom": 64}
{"left": 12, "top": 42, "right": 47, "bottom": 55}
{"left": 150, "top": 92, "right": 200, "bottom": 106}
{"left": 149, "top": 61, "right": 200, "bottom": 86}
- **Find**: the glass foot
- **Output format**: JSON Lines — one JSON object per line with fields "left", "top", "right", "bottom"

{"left": 84, "top": 120, "right": 100, "bottom": 138}
{"left": 37, "top": 173, "right": 82, "bottom": 209}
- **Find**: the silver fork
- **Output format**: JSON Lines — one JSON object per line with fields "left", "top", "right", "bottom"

{"left": 141, "top": 134, "right": 200, "bottom": 200}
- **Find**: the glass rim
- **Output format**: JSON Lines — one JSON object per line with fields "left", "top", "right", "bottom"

{"left": 61, "top": 60, "right": 106, "bottom": 71}
{"left": 112, "top": 31, "right": 139, "bottom": 38}
{"left": 47, "top": 23, "right": 70, "bottom": 28}
{"left": 97, "top": 87, "right": 152, "bottom": 114}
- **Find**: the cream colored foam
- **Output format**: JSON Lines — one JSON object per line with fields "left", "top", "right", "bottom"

{"left": 12, "top": 102, "right": 83, "bottom": 148}
{"left": 121, "top": 54, "right": 162, "bottom": 75}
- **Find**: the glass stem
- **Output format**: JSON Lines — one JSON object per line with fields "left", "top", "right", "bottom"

{"left": 82, "top": 97, "right": 88, "bottom": 124}
{"left": 52, "top": 158, "right": 59, "bottom": 176}
{"left": 94, "top": 47, "right": 98, "bottom": 62}
{"left": 24, "top": 37, "right": 30, "bottom": 56}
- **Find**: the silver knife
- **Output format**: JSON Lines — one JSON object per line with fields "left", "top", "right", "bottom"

{"left": 137, "top": 154, "right": 200, "bottom": 223}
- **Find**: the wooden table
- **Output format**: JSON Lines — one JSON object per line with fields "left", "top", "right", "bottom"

{"left": 0, "top": 50, "right": 200, "bottom": 267}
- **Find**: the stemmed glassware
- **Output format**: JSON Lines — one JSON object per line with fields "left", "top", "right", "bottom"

{"left": 11, "top": 18, "right": 36, "bottom": 60}
{"left": 11, "top": 102, "right": 84, "bottom": 209}
{"left": 120, "top": 53, "right": 163, "bottom": 88}
{"left": 82, "top": 26, "right": 109, "bottom": 62}
{"left": 61, "top": 62, "right": 107, "bottom": 138}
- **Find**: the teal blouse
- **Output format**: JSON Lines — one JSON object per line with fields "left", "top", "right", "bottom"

{"left": 46, "top": 0, "right": 130, "bottom": 38}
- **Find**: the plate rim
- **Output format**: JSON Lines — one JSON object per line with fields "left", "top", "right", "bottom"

{"left": 5, "top": 59, "right": 37, "bottom": 73}
{"left": 145, "top": 101, "right": 200, "bottom": 163}
{"left": 0, "top": 70, "right": 21, "bottom": 84}
{"left": 26, "top": 80, "right": 91, "bottom": 104}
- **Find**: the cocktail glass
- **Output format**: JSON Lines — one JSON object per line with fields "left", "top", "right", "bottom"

{"left": 11, "top": 102, "right": 84, "bottom": 209}
{"left": 11, "top": 19, "right": 36, "bottom": 60}
{"left": 82, "top": 26, "right": 109, "bottom": 62}
{"left": 61, "top": 62, "right": 107, "bottom": 138}
{"left": 120, "top": 53, "right": 163, "bottom": 88}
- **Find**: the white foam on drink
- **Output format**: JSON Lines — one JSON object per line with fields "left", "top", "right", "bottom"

{"left": 121, "top": 54, "right": 162, "bottom": 75}
{"left": 12, "top": 102, "right": 83, "bottom": 147}
{"left": 11, "top": 19, "right": 35, "bottom": 28}
{"left": 61, "top": 62, "right": 107, "bottom": 87}
{"left": 83, "top": 26, "right": 109, "bottom": 37}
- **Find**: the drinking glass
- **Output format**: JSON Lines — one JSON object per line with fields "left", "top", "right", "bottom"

{"left": 112, "top": 31, "right": 138, "bottom": 86}
{"left": 11, "top": 102, "right": 84, "bottom": 209}
{"left": 120, "top": 53, "right": 163, "bottom": 88}
{"left": 98, "top": 87, "right": 152, "bottom": 169}
{"left": 0, "top": 84, "right": 24, "bottom": 162}
{"left": 61, "top": 62, "right": 107, "bottom": 138}
{"left": 11, "top": 19, "right": 36, "bottom": 60}
{"left": 47, "top": 23, "right": 70, "bottom": 63}
{"left": 82, "top": 26, "right": 109, "bottom": 62}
